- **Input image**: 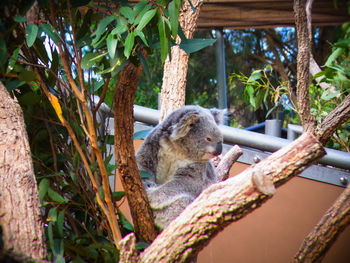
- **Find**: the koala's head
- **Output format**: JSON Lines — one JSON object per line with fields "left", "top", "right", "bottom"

{"left": 168, "top": 106, "right": 224, "bottom": 162}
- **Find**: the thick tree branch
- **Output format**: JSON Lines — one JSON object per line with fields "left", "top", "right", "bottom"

{"left": 294, "top": 184, "right": 350, "bottom": 263}
{"left": 294, "top": 0, "right": 317, "bottom": 132}
{"left": 0, "top": 82, "right": 47, "bottom": 261}
{"left": 114, "top": 61, "right": 158, "bottom": 243}
{"left": 119, "top": 132, "right": 325, "bottom": 262}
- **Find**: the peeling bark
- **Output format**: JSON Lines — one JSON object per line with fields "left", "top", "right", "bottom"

{"left": 0, "top": 82, "right": 46, "bottom": 261}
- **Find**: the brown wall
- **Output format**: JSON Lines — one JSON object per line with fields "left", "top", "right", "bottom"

{"left": 118, "top": 141, "right": 350, "bottom": 262}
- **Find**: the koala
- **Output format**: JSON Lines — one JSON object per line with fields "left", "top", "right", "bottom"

{"left": 147, "top": 161, "right": 218, "bottom": 229}
{"left": 136, "top": 105, "right": 224, "bottom": 187}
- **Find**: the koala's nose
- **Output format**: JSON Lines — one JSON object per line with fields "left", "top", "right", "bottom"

{"left": 214, "top": 142, "right": 223, "bottom": 156}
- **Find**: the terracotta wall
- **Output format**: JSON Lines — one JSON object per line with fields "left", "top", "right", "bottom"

{"left": 116, "top": 141, "right": 350, "bottom": 262}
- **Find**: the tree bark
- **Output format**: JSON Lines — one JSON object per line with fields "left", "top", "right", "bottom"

{"left": 120, "top": 132, "right": 325, "bottom": 262}
{"left": 159, "top": 0, "right": 203, "bottom": 121}
{"left": 294, "top": 0, "right": 317, "bottom": 133}
{"left": 0, "top": 82, "right": 46, "bottom": 261}
{"left": 294, "top": 184, "right": 350, "bottom": 263}
{"left": 114, "top": 61, "right": 158, "bottom": 243}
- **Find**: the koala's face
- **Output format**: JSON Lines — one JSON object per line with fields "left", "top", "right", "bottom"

{"left": 169, "top": 108, "right": 223, "bottom": 162}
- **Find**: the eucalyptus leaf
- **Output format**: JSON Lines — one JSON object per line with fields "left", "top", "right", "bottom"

{"left": 158, "top": 15, "right": 168, "bottom": 62}
{"left": 124, "top": 31, "right": 135, "bottom": 58}
{"left": 135, "top": 9, "right": 157, "bottom": 32}
{"left": 41, "top": 24, "right": 60, "bottom": 44}
{"left": 48, "top": 207, "right": 58, "bottom": 222}
{"left": 120, "top": 6, "right": 135, "bottom": 24}
{"left": 179, "top": 38, "right": 216, "bottom": 54}
{"left": 14, "top": 15, "right": 27, "bottom": 22}
{"left": 112, "top": 191, "right": 125, "bottom": 201}
{"left": 48, "top": 188, "right": 67, "bottom": 204}
{"left": 135, "top": 31, "right": 148, "bottom": 46}
{"left": 107, "top": 34, "right": 118, "bottom": 59}
{"left": 92, "top": 15, "right": 116, "bottom": 44}
{"left": 39, "top": 178, "right": 50, "bottom": 201}
{"left": 134, "top": 4, "right": 152, "bottom": 26}
{"left": 247, "top": 70, "right": 263, "bottom": 83}
{"left": 169, "top": 0, "right": 180, "bottom": 38}
{"left": 26, "top": 24, "right": 39, "bottom": 47}
{"left": 324, "top": 47, "right": 343, "bottom": 67}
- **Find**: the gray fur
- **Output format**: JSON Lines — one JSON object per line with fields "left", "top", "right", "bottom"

{"left": 136, "top": 105, "right": 225, "bottom": 229}
{"left": 147, "top": 162, "right": 218, "bottom": 229}
{"left": 136, "top": 105, "right": 224, "bottom": 185}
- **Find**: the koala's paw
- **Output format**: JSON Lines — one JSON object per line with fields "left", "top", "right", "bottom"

{"left": 252, "top": 171, "right": 276, "bottom": 196}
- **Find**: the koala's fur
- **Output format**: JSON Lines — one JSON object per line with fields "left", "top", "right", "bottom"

{"left": 136, "top": 105, "right": 225, "bottom": 229}
{"left": 136, "top": 105, "right": 224, "bottom": 186}
{"left": 147, "top": 161, "right": 218, "bottom": 229}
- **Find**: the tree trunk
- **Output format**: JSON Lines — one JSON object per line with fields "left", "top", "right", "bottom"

{"left": 159, "top": 0, "right": 203, "bottom": 121}
{"left": 120, "top": 132, "right": 325, "bottom": 262}
{"left": 294, "top": 184, "right": 350, "bottom": 263}
{"left": 0, "top": 82, "right": 46, "bottom": 261}
{"left": 114, "top": 61, "right": 158, "bottom": 243}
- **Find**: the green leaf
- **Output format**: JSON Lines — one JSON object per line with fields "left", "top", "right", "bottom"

{"left": 14, "top": 15, "right": 27, "bottom": 22}
{"left": 48, "top": 188, "right": 67, "bottom": 204}
{"left": 18, "top": 69, "right": 37, "bottom": 82}
{"left": 92, "top": 15, "right": 116, "bottom": 44}
{"left": 179, "top": 38, "right": 216, "bottom": 54}
{"left": 7, "top": 47, "right": 20, "bottom": 73}
{"left": 134, "top": 4, "right": 152, "bottom": 26}
{"left": 57, "top": 211, "right": 65, "bottom": 238}
{"left": 5, "top": 80, "right": 26, "bottom": 92}
{"left": 133, "top": 129, "right": 151, "bottom": 139}
{"left": 135, "top": 9, "right": 157, "bottom": 32}
{"left": 136, "top": 241, "right": 149, "bottom": 250}
{"left": 118, "top": 212, "right": 134, "bottom": 231}
{"left": 124, "top": 31, "right": 135, "bottom": 58}
{"left": 39, "top": 178, "right": 50, "bottom": 201}
{"left": 81, "top": 53, "right": 101, "bottom": 69}
{"left": 135, "top": 31, "right": 148, "bottom": 46}
{"left": 324, "top": 47, "right": 343, "bottom": 67}
{"left": 26, "top": 24, "right": 39, "bottom": 47}
{"left": 120, "top": 6, "right": 135, "bottom": 24}
{"left": 112, "top": 191, "right": 125, "bottom": 201}
{"left": 107, "top": 34, "right": 118, "bottom": 59}
{"left": 169, "top": 0, "right": 180, "bottom": 38}
{"left": 97, "top": 58, "right": 123, "bottom": 75}
{"left": 321, "top": 88, "right": 340, "bottom": 101}
{"left": 158, "top": 16, "right": 169, "bottom": 62}
{"left": 48, "top": 207, "right": 58, "bottom": 222}
{"left": 248, "top": 70, "right": 262, "bottom": 83}
{"left": 93, "top": 80, "right": 104, "bottom": 92}
{"left": 41, "top": 24, "right": 60, "bottom": 44}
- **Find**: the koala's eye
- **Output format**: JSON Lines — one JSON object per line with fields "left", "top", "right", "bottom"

{"left": 205, "top": 137, "right": 212, "bottom": 142}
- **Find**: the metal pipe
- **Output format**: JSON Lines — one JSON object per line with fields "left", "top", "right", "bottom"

{"left": 134, "top": 105, "right": 350, "bottom": 170}
{"left": 215, "top": 30, "right": 228, "bottom": 110}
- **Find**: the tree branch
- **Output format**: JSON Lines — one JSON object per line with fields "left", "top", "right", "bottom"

{"left": 294, "top": 0, "right": 317, "bottom": 132}
{"left": 216, "top": 145, "right": 243, "bottom": 181}
{"left": 294, "top": 184, "right": 350, "bottom": 263}
{"left": 119, "top": 132, "right": 325, "bottom": 262}
{"left": 114, "top": 60, "right": 158, "bottom": 243}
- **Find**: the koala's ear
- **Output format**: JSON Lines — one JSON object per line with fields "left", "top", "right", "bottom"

{"left": 209, "top": 108, "right": 228, "bottom": 125}
{"left": 170, "top": 113, "right": 200, "bottom": 141}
